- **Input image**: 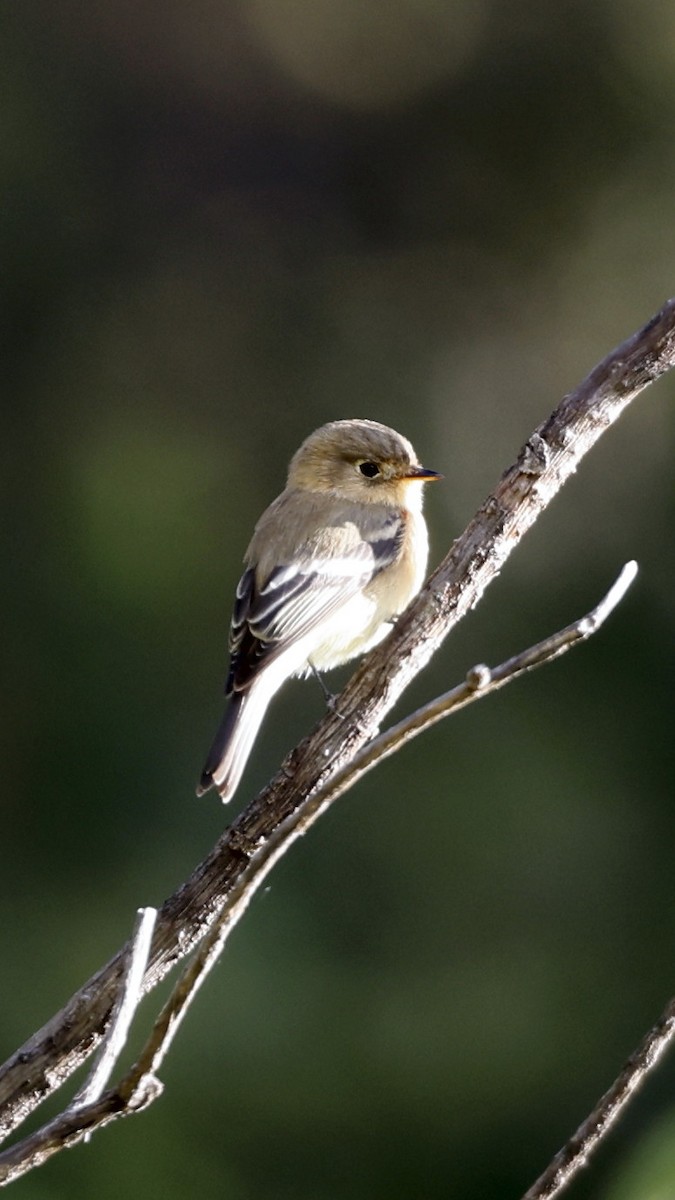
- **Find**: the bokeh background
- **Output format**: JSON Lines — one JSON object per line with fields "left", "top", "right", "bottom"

{"left": 2, "top": 1, "right": 675, "bottom": 1197}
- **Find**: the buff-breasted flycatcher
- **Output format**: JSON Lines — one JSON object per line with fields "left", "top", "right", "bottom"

{"left": 198, "top": 418, "right": 442, "bottom": 801}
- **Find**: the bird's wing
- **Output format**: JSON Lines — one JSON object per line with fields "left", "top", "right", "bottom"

{"left": 226, "top": 509, "right": 404, "bottom": 694}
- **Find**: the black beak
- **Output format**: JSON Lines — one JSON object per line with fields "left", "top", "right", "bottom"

{"left": 405, "top": 465, "right": 444, "bottom": 482}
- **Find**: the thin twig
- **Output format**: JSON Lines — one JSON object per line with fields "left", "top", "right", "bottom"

{"left": 316, "top": 559, "right": 639, "bottom": 788}
{"left": 521, "top": 995, "right": 675, "bottom": 1200}
{"left": 0, "top": 1080, "right": 158, "bottom": 1185}
{"left": 1, "top": 301, "right": 675, "bottom": 1146}
{"left": 70, "top": 907, "right": 156, "bottom": 1114}
{"left": 0, "top": 563, "right": 638, "bottom": 1185}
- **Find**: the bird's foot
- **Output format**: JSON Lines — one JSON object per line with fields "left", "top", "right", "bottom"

{"left": 309, "top": 663, "right": 345, "bottom": 719}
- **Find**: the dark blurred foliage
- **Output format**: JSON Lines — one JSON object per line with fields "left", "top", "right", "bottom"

{"left": 2, "top": 1, "right": 675, "bottom": 1197}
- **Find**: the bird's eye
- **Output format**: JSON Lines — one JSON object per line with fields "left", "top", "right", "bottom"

{"left": 358, "top": 461, "right": 380, "bottom": 479}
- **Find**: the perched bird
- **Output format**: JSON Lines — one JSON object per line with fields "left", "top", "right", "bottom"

{"left": 197, "top": 419, "right": 442, "bottom": 802}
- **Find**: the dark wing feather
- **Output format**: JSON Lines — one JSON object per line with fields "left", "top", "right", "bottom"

{"left": 225, "top": 510, "right": 404, "bottom": 695}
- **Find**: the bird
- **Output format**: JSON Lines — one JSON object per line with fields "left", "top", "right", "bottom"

{"left": 197, "top": 418, "right": 442, "bottom": 802}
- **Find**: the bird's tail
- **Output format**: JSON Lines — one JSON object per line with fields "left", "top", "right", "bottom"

{"left": 196, "top": 683, "right": 273, "bottom": 803}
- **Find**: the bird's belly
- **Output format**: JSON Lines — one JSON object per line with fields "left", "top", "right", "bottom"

{"left": 304, "top": 591, "right": 392, "bottom": 673}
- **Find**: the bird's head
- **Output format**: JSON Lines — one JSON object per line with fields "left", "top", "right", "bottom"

{"left": 287, "top": 419, "right": 442, "bottom": 508}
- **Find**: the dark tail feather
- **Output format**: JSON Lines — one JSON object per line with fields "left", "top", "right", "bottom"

{"left": 196, "top": 682, "right": 272, "bottom": 803}
{"left": 196, "top": 694, "right": 243, "bottom": 798}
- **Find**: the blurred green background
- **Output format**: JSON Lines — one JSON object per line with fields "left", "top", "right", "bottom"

{"left": 2, "top": 1, "right": 675, "bottom": 1197}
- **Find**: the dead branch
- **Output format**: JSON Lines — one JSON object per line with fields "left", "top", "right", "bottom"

{"left": 521, "top": 993, "right": 675, "bottom": 1200}
{"left": 1, "top": 299, "right": 674, "bottom": 1177}
{"left": 0, "top": 564, "right": 638, "bottom": 1184}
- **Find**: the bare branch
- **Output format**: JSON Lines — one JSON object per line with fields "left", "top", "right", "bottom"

{"left": 0, "top": 1078, "right": 159, "bottom": 1186}
{"left": 1, "top": 301, "right": 674, "bottom": 1147}
{"left": 0, "top": 562, "right": 640, "bottom": 1184}
{"left": 319, "top": 559, "right": 639, "bottom": 785}
{"left": 521, "top": 993, "right": 675, "bottom": 1200}
{"left": 70, "top": 907, "right": 156, "bottom": 1114}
